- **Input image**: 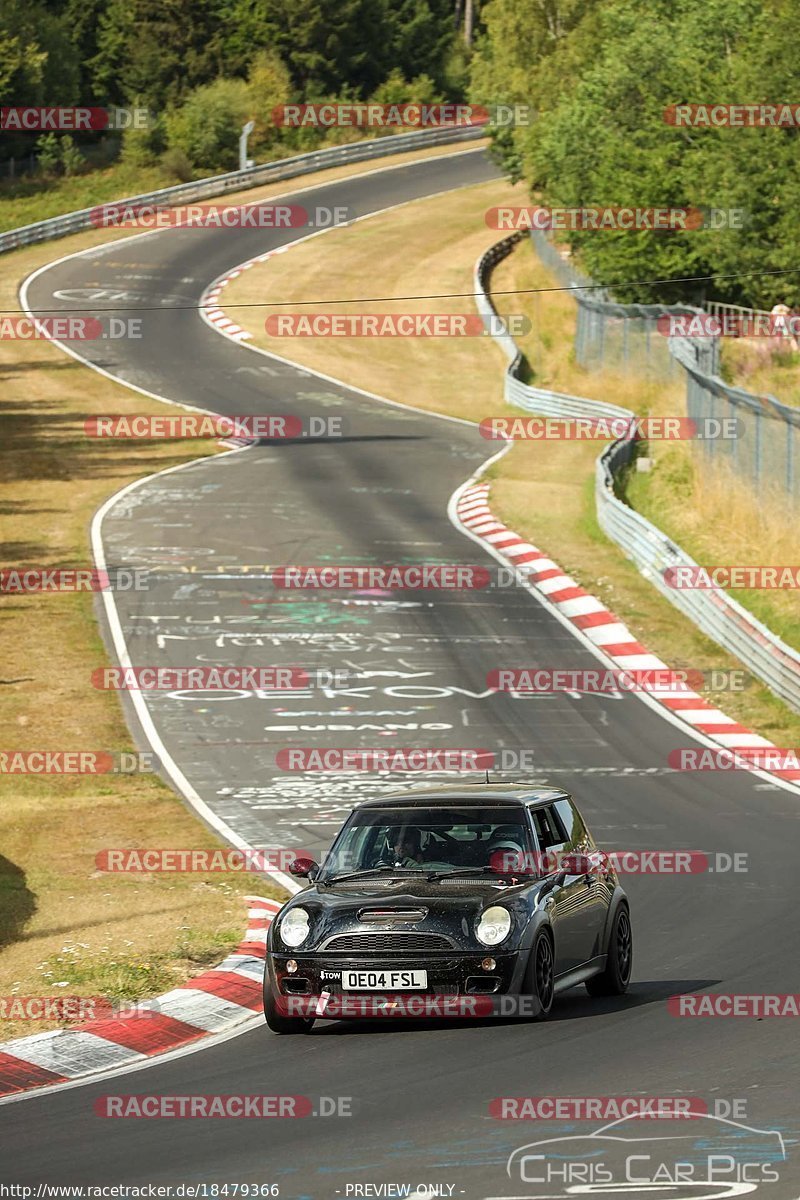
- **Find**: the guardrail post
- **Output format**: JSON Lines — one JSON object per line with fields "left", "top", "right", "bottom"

{"left": 787, "top": 421, "right": 794, "bottom": 498}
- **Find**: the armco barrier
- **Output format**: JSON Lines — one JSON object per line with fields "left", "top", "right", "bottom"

{"left": 475, "top": 237, "right": 800, "bottom": 714}
{"left": 474, "top": 233, "right": 633, "bottom": 425}
{"left": 0, "top": 125, "right": 485, "bottom": 257}
{"left": 530, "top": 229, "right": 800, "bottom": 502}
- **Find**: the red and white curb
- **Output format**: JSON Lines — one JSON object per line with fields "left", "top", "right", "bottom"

{"left": 456, "top": 482, "right": 799, "bottom": 783}
{"left": 0, "top": 895, "right": 281, "bottom": 1098}
{"left": 204, "top": 248, "right": 294, "bottom": 447}
{"left": 203, "top": 247, "right": 292, "bottom": 346}
{"left": 203, "top": 271, "right": 254, "bottom": 342}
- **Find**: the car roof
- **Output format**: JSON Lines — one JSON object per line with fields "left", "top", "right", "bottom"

{"left": 357, "top": 784, "right": 570, "bottom": 810}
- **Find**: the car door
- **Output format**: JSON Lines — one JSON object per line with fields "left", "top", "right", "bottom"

{"left": 530, "top": 801, "right": 608, "bottom": 975}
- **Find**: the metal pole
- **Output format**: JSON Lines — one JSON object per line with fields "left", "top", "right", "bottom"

{"left": 239, "top": 121, "right": 255, "bottom": 172}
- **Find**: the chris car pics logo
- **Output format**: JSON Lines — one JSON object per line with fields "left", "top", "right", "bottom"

{"left": 504, "top": 1112, "right": 786, "bottom": 1197}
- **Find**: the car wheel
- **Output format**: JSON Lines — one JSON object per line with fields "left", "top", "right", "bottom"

{"left": 586, "top": 904, "right": 632, "bottom": 997}
{"left": 264, "top": 986, "right": 315, "bottom": 1034}
{"left": 523, "top": 929, "right": 555, "bottom": 1020}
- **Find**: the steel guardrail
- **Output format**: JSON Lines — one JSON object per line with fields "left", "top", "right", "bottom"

{"left": 0, "top": 125, "right": 486, "bottom": 256}
{"left": 474, "top": 236, "right": 800, "bottom": 713}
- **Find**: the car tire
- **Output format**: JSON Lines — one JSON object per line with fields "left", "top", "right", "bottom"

{"left": 264, "top": 986, "right": 315, "bottom": 1034}
{"left": 522, "top": 929, "right": 555, "bottom": 1020}
{"left": 586, "top": 904, "right": 632, "bottom": 997}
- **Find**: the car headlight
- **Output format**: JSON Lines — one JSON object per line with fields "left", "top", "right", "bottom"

{"left": 279, "top": 907, "right": 310, "bottom": 948}
{"left": 476, "top": 905, "right": 512, "bottom": 946}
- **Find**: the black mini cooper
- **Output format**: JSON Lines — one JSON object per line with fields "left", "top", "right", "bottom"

{"left": 263, "top": 785, "right": 632, "bottom": 1033}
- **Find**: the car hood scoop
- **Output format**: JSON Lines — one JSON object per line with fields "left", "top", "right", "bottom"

{"left": 358, "top": 907, "right": 428, "bottom": 923}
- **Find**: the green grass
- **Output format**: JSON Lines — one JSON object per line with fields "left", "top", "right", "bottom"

{"left": 0, "top": 126, "right": 435, "bottom": 234}
{"left": 35, "top": 923, "right": 243, "bottom": 1014}
{"left": 0, "top": 161, "right": 188, "bottom": 232}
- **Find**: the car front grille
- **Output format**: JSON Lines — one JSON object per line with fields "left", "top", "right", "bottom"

{"left": 320, "top": 932, "right": 455, "bottom": 953}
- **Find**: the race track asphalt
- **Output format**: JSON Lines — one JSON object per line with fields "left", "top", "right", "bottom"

{"left": 3, "top": 148, "right": 799, "bottom": 1199}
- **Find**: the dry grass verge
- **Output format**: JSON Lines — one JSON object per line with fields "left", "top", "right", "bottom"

{"left": 721, "top": 338, "right": 800, "bottom": 408}
{"left": 221, "top": 180, "right": 800, "bottom": 747}
{"left": 1, "top": 142, "right": 474, "bottom": 1037}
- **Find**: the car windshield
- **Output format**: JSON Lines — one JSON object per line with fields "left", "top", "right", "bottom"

{"left": 318, "top": 805, "right": 536, "bottom": 880}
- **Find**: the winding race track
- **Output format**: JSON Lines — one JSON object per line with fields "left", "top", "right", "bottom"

{"left": 4, "top": 148, "right": 799, "bottom": 1197}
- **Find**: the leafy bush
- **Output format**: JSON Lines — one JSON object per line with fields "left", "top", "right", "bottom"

{"left": 164, "top": 77, "right": 251, "bottom": 173}
{"left": 369, "top": 68, "right": 442, "bottom": 107}
{"left": 160, "top": 146, "right": 194, "bottom": 182}
{"left": 59, "top": 136, "right": 85, "bottom": 177}
{"left": 35, "top": 133, "right": 60, "bottom": 176}
{"left": 120, "top": 108, "right": 166, "bottom": 167}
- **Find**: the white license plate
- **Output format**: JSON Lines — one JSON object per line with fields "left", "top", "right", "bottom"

{"left": 342, "top": 969, "right": 427, "bottom": 991}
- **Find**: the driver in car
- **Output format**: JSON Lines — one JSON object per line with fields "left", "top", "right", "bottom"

{"left": 385, "top": 827, "right": 424, "bottom": 868}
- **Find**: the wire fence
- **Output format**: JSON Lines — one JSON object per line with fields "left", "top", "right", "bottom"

{"left": 530, "top": 229, "right": 711, "bottom": 378}
{"left": 474, "top": 235, "right": 800, "bottom": 713}
{"left": 530, "top": 229, "right": 800, "bottom": 503}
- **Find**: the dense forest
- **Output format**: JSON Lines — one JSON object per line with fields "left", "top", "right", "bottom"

{"left": 0, "top": 0, "right": 471, "bottom": 172}
{"left": 2, "top": 0, "right": 796, "bottom": 306}
{"left": 472, "top": 0, "right": 799, "bottom": 307}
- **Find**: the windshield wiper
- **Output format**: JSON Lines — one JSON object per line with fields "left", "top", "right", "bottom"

{"left": 320, "top": 865, "right": 425, "bottom": 886}
{"left": 426, "top": 865, "right": 536, "bottom": 881}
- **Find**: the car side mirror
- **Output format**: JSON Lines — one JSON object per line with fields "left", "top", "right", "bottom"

{"left": 289, "top": 857, "right": 319, "bottom": 880}
{"left": 564, "top": 852, "right": 591, "bottom": 875}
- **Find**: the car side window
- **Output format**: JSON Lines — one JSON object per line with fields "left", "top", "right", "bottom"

{"left": 530, "top": 804, "right": 568, "bottom": 854}
{"left": 554, "top": 798, "right": 590, "bottom": 852}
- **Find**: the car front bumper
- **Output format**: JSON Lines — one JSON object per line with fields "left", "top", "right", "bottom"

{"left": 266, "top": 950, "right": 528, "bottom": 1019}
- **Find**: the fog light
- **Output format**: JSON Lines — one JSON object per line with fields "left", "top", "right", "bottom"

{"left": 286, "top": 959, "right": 298, "bottom": 974}
{"left": 481, "top": 957, "right": 496, "bottom": 971}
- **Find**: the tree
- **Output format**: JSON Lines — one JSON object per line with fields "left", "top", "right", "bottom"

{"left": 245, "top": 50, "right": 293, "bottom": 154}
{"left": 89, "top": 0, "right": 225, "bottom": 111}
{"left": 0, "top": 0, "right": 79, "bottom": 162}
{"left": 164, "top": 77, "right": 250, "bottom": 172}
{"left": 470, "top": 0, "right": 789, "bottom": 305}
